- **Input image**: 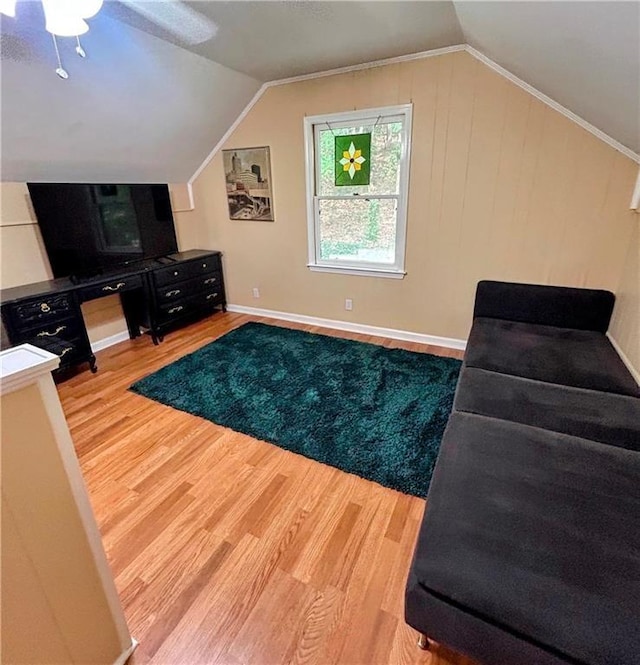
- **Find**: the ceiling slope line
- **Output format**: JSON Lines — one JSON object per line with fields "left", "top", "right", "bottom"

{"left": 465, "top": 46, "right": 639, "bottom": 165}
{"left": 188, "top": 43, "right": 639, "bottom": 188}
{"left": 264, "top": 44, "right": 467, "bottom": 87}
{"left": 188, "top": 44, "right": 466, "bottom": 185}
{"left": 189, "top": 83, "right": 269, "bottom": 184}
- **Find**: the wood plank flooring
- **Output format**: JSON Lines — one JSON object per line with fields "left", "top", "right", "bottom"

{"left": 57, "top": 313, "right": 473, "bottom": 665}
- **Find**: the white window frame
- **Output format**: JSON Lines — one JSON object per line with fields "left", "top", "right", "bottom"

{"left": 304, "top": 104, "right": 413, "bottom": 279}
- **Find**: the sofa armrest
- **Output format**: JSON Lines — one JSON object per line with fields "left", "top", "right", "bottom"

{"left": 473, "top": 280, "right": 615, "bottom": 332}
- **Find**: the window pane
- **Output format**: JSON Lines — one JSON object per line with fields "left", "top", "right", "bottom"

{"left": 317, "top": 121, "right": 403, "bottom": 196}
{"left": 318, "top": 198, "right": 397, "bottom": 265}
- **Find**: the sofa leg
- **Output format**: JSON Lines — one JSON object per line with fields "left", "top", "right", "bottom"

{"left": 417, "top": 633, "right": 431, "bottom": 651}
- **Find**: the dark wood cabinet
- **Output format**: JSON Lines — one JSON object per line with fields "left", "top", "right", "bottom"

{"left": 144, "top": 250, "right": 226, "bottom": 345}
{"left": 0, "top": 249, "right": 227, "bottom": 374}
{"left": 1, "top": 290, "right": 96, "bottom": 372}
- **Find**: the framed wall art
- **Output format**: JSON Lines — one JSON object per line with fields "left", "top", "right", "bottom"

{"left": 222, "top": 146, "right": 274, "bottom": 221}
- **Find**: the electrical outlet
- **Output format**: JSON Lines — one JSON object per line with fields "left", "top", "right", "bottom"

{"left": 252, "top": 288, "right": 260, "bottom": 299}
{"left": 345, "top": 298, "right": 353, "bottom": 311}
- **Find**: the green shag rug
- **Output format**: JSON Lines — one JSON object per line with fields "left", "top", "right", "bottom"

{"left": 130, "top": 322, "right": 461, "bottom": 497}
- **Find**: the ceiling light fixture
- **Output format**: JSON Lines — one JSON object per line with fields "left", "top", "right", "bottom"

{"left": 0, "top": 0, "right": 104, "bottom": 79}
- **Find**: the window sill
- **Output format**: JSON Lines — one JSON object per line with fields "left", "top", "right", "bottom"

{"left": 307, "top": 264, "right": 406, "bottom": 279}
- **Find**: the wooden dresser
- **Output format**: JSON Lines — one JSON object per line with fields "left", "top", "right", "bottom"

{"left": 145, "top": 250, "right": 226, "bottom": 345}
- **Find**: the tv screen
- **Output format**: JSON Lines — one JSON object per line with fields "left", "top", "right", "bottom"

{"left": 27, "top": 183, "right": 179, "bottom": 279}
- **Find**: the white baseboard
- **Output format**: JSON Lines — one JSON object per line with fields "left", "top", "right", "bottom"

{"left": 226, "top": 304, "right": 467, "bottom": 351}
{"left": 113, "top": 638, "right": 138, "bottom": 665}
{"left": 607, "top": 333, "right": 640, "bottom": 386}
{"left": 91, "top": 331, "right": 131, "bottom": 354}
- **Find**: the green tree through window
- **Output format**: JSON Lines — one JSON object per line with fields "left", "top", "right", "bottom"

{"left": 305, "top": 106, "right": 412, "bottom": 277}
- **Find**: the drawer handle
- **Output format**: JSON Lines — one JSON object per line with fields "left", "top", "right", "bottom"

{"left": 102, "top": 282, "right": 126, "bottom": 292}
{"left": 40, "top": 303, "right": 51, "bottom": 313}
{"left": 173, "top": 271, "right": 179, "bottom": 276}
{"left": 202, "top": 263, "right": 207, "bottom": 268}
{"left": 59, "top": 347, "right": 72, "bottom": 357}
{"left": 37, "top": 325, "right": 67, "bottom": 338}
{"left": 204, "top": 277, "right": 217, "bottom": 284}
{"left": 168, "top": 305, "right": 184, "bottom": 314}
{"left": 166, "top": 289, "right": 181, "bottom": 297}
{"left": 206, "top": 293, "right": 219, "bottom": 300}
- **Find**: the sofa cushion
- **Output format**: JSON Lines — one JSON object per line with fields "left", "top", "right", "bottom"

{"left": 406, "top": 573, "right": 567, "bottom": 665}
{"left": 411, "top": 412, "right": 640, "bottom": 665}
{"left": 473, "top": 281, "right": 615, "bottom": 332}
{"left": 454, "top": 366, "right": 640, "bottom": 451}
{"left": 465, "top": 317, "right": 640, "bottom": 397}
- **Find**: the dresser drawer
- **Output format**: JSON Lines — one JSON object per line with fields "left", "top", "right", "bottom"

{"left": 154, "top": 256, "right": 220, "bottom": 287}
{"left": 22, "top": 316, "right": 82, "bottom": 342}
{"left": 29, "top": 335, "right": 87, "bottom": 366}
{"left": 156, "top": 289, "right": 222, "bottom": 322}
{"left": 79, "top": 274, "right": 144, "bottom": 302}
{"left": 195, "top": 271, "right": 222, "bottom": 291}
{"left": 156, "top": 301, "right": 190, "bottom": 323}
{"left": 155, "top": 271, "right": 222, "bottom": 303}
{"left": 193, "top": 289, "right": 224, "bottom": 308}
{"left": 155, "top": 282, "right": 189, "bottom": 304}
{"left": 13, "top": 294, "right": 74, "bottom": 326}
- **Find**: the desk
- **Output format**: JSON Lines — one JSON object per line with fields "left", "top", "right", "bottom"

{"left": 0, "top": 249, "right": 226, "bottom": 374}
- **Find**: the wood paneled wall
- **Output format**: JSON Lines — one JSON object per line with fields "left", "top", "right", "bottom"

{"left": 185, "top": 50, "right": 637, "bottom": 359}
{"left": 610, "top": 222, "right": 640, "bottom": 377}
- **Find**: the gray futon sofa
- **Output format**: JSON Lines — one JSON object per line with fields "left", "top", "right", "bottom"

{"left": 405, "top": 280, "right": 640, "bottom": 665}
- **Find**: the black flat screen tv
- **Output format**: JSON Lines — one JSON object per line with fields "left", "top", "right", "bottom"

{"left": 27, "top": 183, "right": 179, "bottom": 279}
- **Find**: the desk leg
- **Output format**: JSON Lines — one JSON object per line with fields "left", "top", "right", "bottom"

{"left": 120, "top": 291, "right": 144, "bottom": 339}
{"left": 126, "top": 318, "right": 141, "bottom": 340}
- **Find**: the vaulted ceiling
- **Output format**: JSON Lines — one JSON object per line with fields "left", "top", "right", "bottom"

{"left": 105, "top": 1, "right": 465, "bottom": 81}
{"left": 455, "top": 1, "right": 640, "bottom": 160}
{"left": 1, "top": 1, "right": 638, "bottom": 183}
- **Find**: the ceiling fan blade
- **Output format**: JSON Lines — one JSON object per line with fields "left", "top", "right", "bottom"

{"left": 119, "top": 0, "right": 217, "bottom": 45}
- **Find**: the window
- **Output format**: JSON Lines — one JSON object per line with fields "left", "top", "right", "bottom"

{"left": 304, "top": 104, "right": 412, "bottom": 278}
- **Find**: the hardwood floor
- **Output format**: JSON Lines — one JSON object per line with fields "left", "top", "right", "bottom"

{"left": 57, "top": 313, "right": 472, "bottom": 665}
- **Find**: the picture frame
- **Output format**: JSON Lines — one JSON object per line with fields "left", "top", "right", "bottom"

{"left": 222, "top": 146, "right": 274, "bottom": 221}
